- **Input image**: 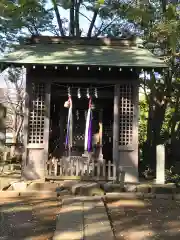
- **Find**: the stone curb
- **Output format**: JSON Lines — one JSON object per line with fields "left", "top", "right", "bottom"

{"left": 103, "top": 183, "right": 178, "bottom": 194}
{"left": 1, "top": 191, "right": 180, "bottom": 201}
{"left": 0, "top": 191, "right": 20, "bottom": 198}
{"left": 105, "top": 192, "right": 180, "bottom": 200}
{"left": 62, "top": 192, "right": 180, "bottom": 205}
{"left": 105, "top": 192, "right": 144, "bottom": 200}
{"left": 0, "top": 190, "right": 58, "bottom": 198}
{"left": 62, "top": 195, "right": 103, "bottom": 205}
{"left": 106, "top": 192, "right": 180, "bottom": 201}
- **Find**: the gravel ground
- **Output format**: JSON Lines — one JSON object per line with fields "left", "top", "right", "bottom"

{"left": 0, "top": 196, "right": 61, "bottom": 240}
{"left": 108, "top": 199, "right": 180, "bottom": 240}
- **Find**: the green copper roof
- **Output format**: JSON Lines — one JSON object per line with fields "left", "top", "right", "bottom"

{"left": 0, "top": 43, "right": 166, "bottom": 68}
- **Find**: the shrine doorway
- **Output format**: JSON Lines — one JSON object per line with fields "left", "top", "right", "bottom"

{"left": 49, "top": 83, "right": 114, "bottom": 162}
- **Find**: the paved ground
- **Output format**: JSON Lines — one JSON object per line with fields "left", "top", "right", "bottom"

{"left": 0, "top": 196, "right": 61, "bottom": 240}
{"left": 108, "top": 199, "right": 180, "bottom": 240}
{"left": 2, "top": 183, "right": 180, "bottom": 240}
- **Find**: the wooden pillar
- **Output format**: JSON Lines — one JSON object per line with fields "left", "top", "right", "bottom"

{"left": 132, "top": 81, "right": 139, "bottom": 181}
{"left": 44, "top": 83, "right": 51, "bottom": 176}
{"left": 21, "top": 68, "right": 30, "bottom": 179}
{"left": 113, "top": 84, "right": 120, "bottom": 182}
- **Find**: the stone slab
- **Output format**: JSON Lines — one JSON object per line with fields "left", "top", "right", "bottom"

{"left": 143, "top": 193, "right": 156, "bottom": 199}
{"left": 151, "top": 186, "right": 175, "bottom": 194}
{"left": 155, "top": 194, "right": 173, "bottom": 200}
{"left": 136, "top": 184, "right": 151, "bottom": 193}
{"left": 53, "top": 202, "right": 83, "bottom": 240}
{"left": 105, "top": 192, "right": 143, "bottom": 201}
{"left": 124, "top": 183, "right": 137, "bottom": 192}
{"left": 0, "top": 190, "right": 58, "bottom": 198}
{"left": 79, "top": 183, "right": 104, "bottom": 196}
{"left": 20, "top": 190, "right": 58, "bottom": 198}
{"left": 56, "top": 189, "right": 70, "bottom": 197}
{"left": 60, "top": 180, "right": 80, "bottom": 191}
{"left": 103, "top": 183, "right": 124, "bottom": 193}
{"left": 11, "top": 181, "right": 27, "bottom": 191}
{"left": 71, "top": 182, "right": 103, "bottom": 196}
{"left": 62, "top": 196, "right": 103, "bottom": 205}
{"left": 84, "top": 201, "right": 114, "bottom": 240}
{"left": 27, "top": 181, "right": 59, "bottom": 191}
{"left": 173, "top": 194, "right": 180, "bottom": 200}
{"left": 71, "top": 181, "right": 88, "bottom": 195}
{"left": 0, "top": 190, "right": 20, "bottom": 198}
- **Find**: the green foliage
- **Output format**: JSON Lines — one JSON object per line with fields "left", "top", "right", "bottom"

{"left": 0, "top": 0, "right": 55, "bottom": 50}
{"left": 165, "top": 169, "right": 180, "bottom": 185}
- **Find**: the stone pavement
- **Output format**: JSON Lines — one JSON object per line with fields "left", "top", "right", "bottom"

{"left": 53, "top": 197, "right": 114, "bottom": 240}
{"left": 108, "top": 199, "right": 180, "bottom": 240}
{"left": 0, "top": 195, "right": 61, "bottom": 240}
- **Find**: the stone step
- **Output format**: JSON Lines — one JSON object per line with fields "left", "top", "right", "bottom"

{"left": 71, "top": 182, "right": 105, "bottom": 196}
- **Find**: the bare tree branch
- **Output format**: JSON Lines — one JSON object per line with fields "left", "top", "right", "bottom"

{"left": 76, "top": 9, "right": 99, "bottom": 32}
{"left": 87, "top": 8, "right": 99, "bottom": 37}
{"left": 15, "top": 115, "right": 24, "bottom": 139}
{"left": 94, "top": 0, "right": 137, "bottom": 37}
{"left": 94, "top": 17, "right": 119, "bottom": 37}
{"left": 3, "top": 68, "right": 25, "bottom": 153}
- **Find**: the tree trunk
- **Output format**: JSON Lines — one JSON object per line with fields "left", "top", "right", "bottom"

{"left": 51, "top": 0, "right": 65, "bottom": 36}
{"left": 70, "top": 0, "right": 75, "bottom": 36}
{"left": 10, "top": 114, "right": 23, "bottom": 159}
{"left": 10, "top": 114, "right": 17, "bottom": 158}
{"left": 75, "top": 0, "right": 81, "bottom": 36}
{"left": 145, "top": 84, "right": 168, "bottom": 170}
{"left": 87, "top": 9, "right": 98, "bottom": 37}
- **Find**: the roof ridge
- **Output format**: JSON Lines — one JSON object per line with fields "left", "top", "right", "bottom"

{"left": 23, "top": 36, "right": 138, "bottom": 47}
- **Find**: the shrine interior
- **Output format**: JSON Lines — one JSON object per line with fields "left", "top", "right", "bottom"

{"left": 49, "top": 83, "right": 114, "bottom": 162}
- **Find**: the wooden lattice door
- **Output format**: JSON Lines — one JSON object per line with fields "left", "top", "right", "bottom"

{"left": 119, "top": 83, "right": 135, "bottom": 148}
{"left": 28, "top": 83, "right": 45, "bottom": 144}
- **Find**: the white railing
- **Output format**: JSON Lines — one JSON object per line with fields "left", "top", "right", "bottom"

{"left": 46, "top": 156, "right": 117, "bottom": 181}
